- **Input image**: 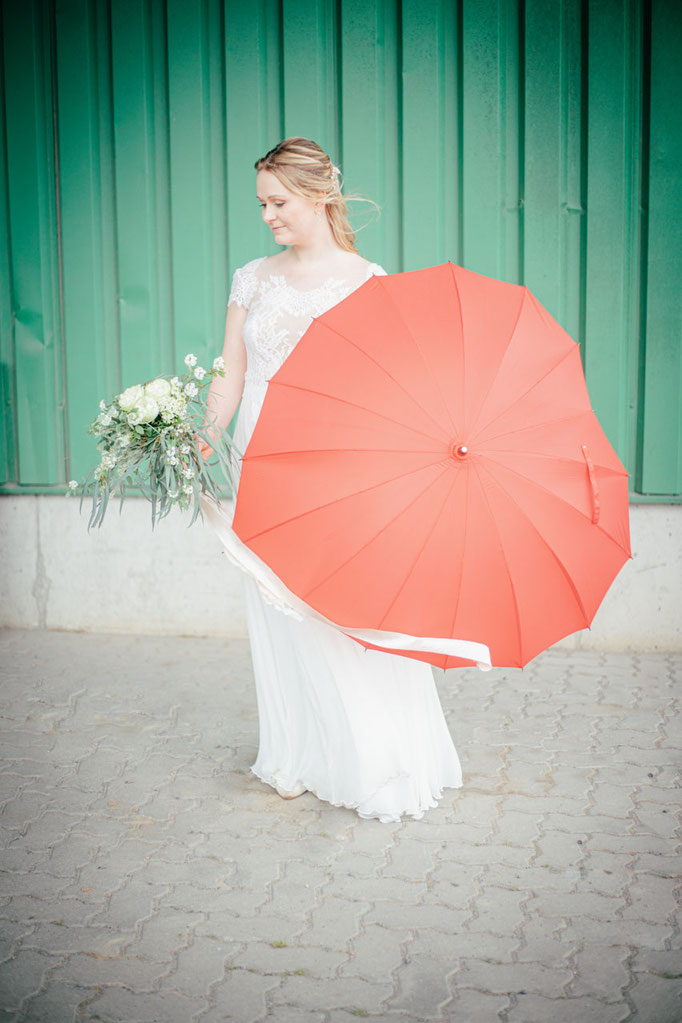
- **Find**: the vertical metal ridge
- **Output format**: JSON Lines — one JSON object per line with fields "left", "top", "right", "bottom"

{"left": 517, "top": 0, "right": 525, "bottom": 284}
{"left": 396, "top": 0, "right": 404, "bottom": 270}
{"left": 577, "top": 0, "right": 589, "bottom": 358}
{"left": 102, "top": 0, "right": 121, "bottom": 395}
{"left": 624, "top": 0, "right": 645, "bottom": 491}
{"left": 0, "top": 1, "right": 18, "bottom": 484}
{"left": 634, "top": 0, "right": 651, "bottom": 493}
{"left": 455, "top": 0, "right": 463, "bottom": 265}
{"left": 48, "top": 0, "right": 69, "bottom": 483}
{"left": 335, "top": 0, "right": 343, "bottom": 166}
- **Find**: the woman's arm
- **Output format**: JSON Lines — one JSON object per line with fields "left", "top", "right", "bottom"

{"left": 199, "top": 301, "right": 248, "bottom": 457}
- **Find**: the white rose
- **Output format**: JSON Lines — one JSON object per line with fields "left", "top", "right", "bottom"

{"left": 118, "top": 384, "right": 144, "bottom": 411}
{"left": 145, "top": 377, "right": 171, "bottom": 399}
{"left": 127, "top": 395, "right": 159, "bottom": 425}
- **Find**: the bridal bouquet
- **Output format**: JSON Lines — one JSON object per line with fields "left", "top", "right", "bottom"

{"left": 69, "top": 353, "right": 238, "bottom": 529}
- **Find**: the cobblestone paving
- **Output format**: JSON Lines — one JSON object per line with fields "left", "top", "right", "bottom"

{"left": 0, "top": 629, "right": 680, "bottom": 1023}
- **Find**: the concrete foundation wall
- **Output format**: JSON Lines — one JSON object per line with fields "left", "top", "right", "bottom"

{"left": 1, "top": 495, "right": 680, "bottom": 652}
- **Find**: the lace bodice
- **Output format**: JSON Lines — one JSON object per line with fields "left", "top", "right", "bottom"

{"left": 228, "top": 256, "right": 386, "bottom": 391}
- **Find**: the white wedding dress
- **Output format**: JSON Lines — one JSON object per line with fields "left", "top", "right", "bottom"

{"left": 205, "top": 256, "right": 465, "bottom": 822}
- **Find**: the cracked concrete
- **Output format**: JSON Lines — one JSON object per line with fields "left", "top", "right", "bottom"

{"left": 0, "top": 629, "right": 680, "bottom": 1022}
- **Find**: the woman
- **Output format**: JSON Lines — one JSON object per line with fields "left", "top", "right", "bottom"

{"left": 202, "top": 137, "right": 463, "bottom": 822}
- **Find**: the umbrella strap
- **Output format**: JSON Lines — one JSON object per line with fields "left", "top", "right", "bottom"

{"left": 581, "top": 444, "right": 601, "bottom": 525}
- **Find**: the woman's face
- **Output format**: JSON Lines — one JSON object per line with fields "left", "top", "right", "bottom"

{"left": 256, "top": 169, "right": 318, "bottom": 246}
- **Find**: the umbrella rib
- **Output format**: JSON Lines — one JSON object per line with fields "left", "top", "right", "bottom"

{"left": 471, "top": 334, "right": 578, "bottom": 443}
{"left": 467, "top": 285, "right": 530, "bottom": 437}
{"left": 479, "top": 455, "right": 631, "bottom": 555}
{"left": 476, "top": 460, "right": 593, "bottom": 626}
{"left": 246, "top": 447, "right": 446, "bottom": 460}
{"left": 267, "top": 381, "right": 447, "bottom": 446}
{"left": 378, "top": 274, "right": 460, "bottom": 437}
{"left": 304, "top": 464, "right": 454, "bottom": 604}
{"left": 480, "top": 411, "right": 596, "bottom": 447}
{"left": 317, "top": 302, "right": 455, "bottom": 442}
{"left": 472, "top": 461, "right": 526, "bottom": 665}
{"left": 241, "top": 458, "right": 450, "bottom": 543}
{"left": 376, "top": 469, "right": 461, "bottom": 630}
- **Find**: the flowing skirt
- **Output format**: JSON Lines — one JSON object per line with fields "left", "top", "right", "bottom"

{"left": 243, "top": 572, "right": 462, "bottom": 822}
{"left": 205, "top": 379, "right": 464, "bottom": 822}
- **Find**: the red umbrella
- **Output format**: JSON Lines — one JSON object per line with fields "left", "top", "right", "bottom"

{"left": 232, "top": 262, "right": 631, "bottom": 669}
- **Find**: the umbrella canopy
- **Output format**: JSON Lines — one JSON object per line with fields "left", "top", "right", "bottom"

{"left": 232, "top": 262, "right": 631, "bottom": 669}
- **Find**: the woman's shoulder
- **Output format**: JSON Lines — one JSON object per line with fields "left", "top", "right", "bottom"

{"left": 228, "top": 257, "right": 268, "bottom": 309}
{"left": 233, "top": 255, "right": 268, "bottom": 278}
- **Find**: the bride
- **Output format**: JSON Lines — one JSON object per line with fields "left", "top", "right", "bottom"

{"left": 201, "top": 137, "right": 464, "bottom": 823}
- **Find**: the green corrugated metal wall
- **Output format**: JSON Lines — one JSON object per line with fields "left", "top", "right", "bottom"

{"left": 1, "top": 0, "right": 680, "bottom": 497}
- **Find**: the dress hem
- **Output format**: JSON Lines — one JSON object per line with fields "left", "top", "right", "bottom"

{"left": 250, "top": 764, "right": 463, "bottom": 825}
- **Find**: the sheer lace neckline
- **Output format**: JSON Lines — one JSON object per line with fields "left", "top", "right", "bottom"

{"left": 255, "top": 256, "right": 379, "bottom": 295}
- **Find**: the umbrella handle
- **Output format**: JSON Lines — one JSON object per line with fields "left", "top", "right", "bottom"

{"left": 581, "top": 444, "right": 601, "bottom": 525}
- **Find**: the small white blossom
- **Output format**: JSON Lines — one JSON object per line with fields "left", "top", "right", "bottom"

{"left": 212, "top": 356, "right": 225, "bottom": 372}
{"left": 182, "top": 466, "right": 194, "bottom": 479}
{"left": 117, "top": 433, "right": 131, "bottom": 448}
{"left": 109, "top": 407, "right": 118, "bottom": 419}
{"left": 168, "top": 455, "right": 178, "bottom": 466}
{"left": 194, "top": 366, "right": 206, "bottom": 380}
{"left": 184, "top": 382, "right": 198, "bottom": 398}
{"left": 99, "top": 400, "right": 106, "bottom": 411}
{"left": 68, "top": 479, "right": 79, "bottom": 490}
{"left": 184, "top": 353, "right": 197, "bottom": 368}
{"left": 180, "top": 444, "right": 190, "bottom": 455}
{"left": 183, "top": 484, "right": 194, "bottom": 496}
{"left": 101, "top": 451, "right": 117, "bottom": 469}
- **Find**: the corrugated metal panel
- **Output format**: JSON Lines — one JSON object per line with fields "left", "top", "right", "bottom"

{"left": 0, "top": 0, "right": 680, "bottom": 497}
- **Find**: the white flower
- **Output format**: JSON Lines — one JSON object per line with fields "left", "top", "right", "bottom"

{"left": 182, "top": 466, "right": 194, "bottom": 479}
{"left": 98, "top": 413, "right": 112, "bottom": 427}
{"left": 168, "top": 456, "right": 178, "bottom": 466}
{"left": 127, "top": 395, "right": 159, "bottom": 425}
{"left": 194, "top": 366, "right": 206, "bottom": 380}
{"left": 118, "top": 384, "right": 145, "bottom": 411}
{"left": 212, "top": 356, "right": 225, "bottom": 372}
{"left": 118, "top": 384, "right": 144, "bottom": 411}
{"left": 118, "top": 433, "right": 132, "bottom": 448}
{"left": 183, "top": 484, "right": 193, "bottom": 496}
{"left": 184, "top": 353, "right": 197, "bottom": 368}
{"left": 101, "top": 451, "right": 117, "bottom": 469}
{"left": 184, "top": 382, "right": 198, "bottom": 398}
{"left": 145, "top": 377, "right": 171, "bottom": 399}
{"left": 180, "top": 444, "right": 190, "bottom": 455}
{"left": 99, "top": 400, "right": 106, "bottom": 411}
{"left": 109, "top": 407, "right": 118, "bottom": 418}
{"left": 67, "top": 480, "right": 79, "bottom": 490}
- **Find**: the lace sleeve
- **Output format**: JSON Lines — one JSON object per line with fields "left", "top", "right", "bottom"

{"left": 228, "top": 259, "right": 260, "bottom": 309}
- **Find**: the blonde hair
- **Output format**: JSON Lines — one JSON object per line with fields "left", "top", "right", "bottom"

{"left": 255, "top": 137, "right": 374, "bottom": 253}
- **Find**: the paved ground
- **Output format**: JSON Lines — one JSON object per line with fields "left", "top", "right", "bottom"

{"left": 0, "top": 629, "right": 680, "bottom": 1023}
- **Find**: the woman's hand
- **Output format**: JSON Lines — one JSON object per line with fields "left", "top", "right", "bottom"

{"left": 197, "top": 438, "right": 214, "bottom": 461}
